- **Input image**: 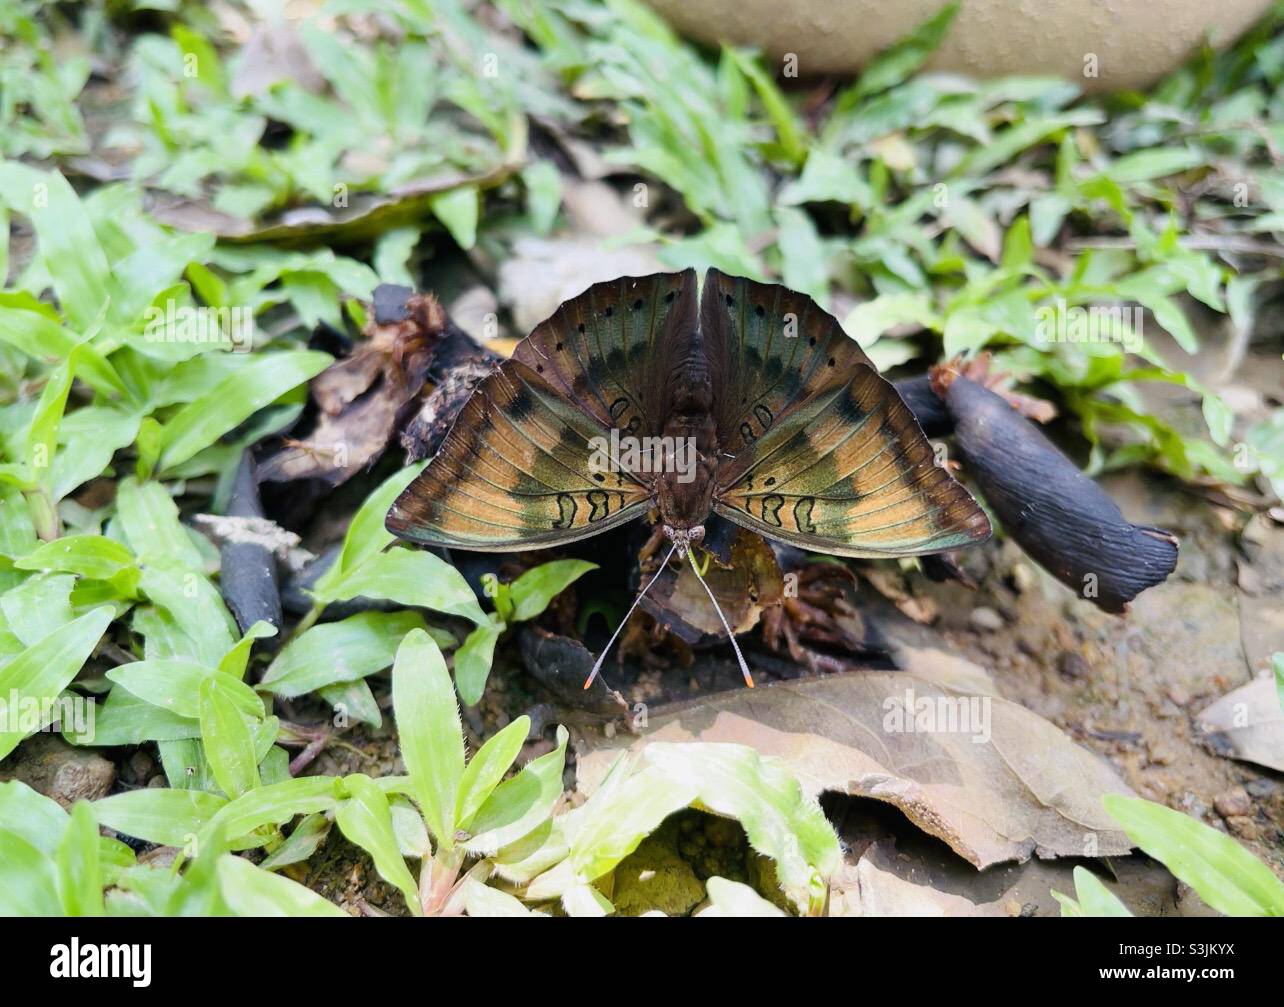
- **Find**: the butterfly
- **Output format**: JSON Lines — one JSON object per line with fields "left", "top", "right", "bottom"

{"left": 387, "top": 269, "right": 991, "bottom": 686}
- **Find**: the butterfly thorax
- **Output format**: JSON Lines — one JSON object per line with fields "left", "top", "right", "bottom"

{"left": 654, "top": 358, "right": 719, "bottom": 554}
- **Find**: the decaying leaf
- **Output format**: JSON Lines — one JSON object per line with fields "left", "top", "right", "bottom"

{"left": 577, "top": 652, "right": 1135, "bottom": 869}
{"left": 147, "top": 166, "right": 514, "bottom": 244}
{"left": 640, "top": 526, "right": 784, "bottom": 643}
{"left": 1197, "top": 675, "right": 1284, "bottom": 772}
{"left": 258, "top": 290, "right": 448, "bottom": 487}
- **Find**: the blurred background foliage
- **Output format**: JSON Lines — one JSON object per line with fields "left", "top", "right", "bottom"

{"left": 0, "top": 0, "right": 1281, "bottom": 500}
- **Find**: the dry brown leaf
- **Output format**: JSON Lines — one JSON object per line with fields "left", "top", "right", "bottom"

{"left": 1197, "top": 675, "right": 1284, "bottom": 773}
{"left": 578, "top": 653, "right": 1135, "bottom": 869}
{"left": 258, "top": 292, "right": 445, "bottom": 486}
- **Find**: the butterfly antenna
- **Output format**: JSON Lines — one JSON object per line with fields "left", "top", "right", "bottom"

{"left": 583, "top": 542, "right": 679, "bottom": 690}
{"left": 685, "top": 549, "right": 755, "bottom": 688}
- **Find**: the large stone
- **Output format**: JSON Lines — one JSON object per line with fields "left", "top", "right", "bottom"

{"left": 644, "top": 0, "right": 1272, "bottom": 92}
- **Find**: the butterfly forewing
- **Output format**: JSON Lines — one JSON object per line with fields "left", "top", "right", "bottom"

{"left": 388, "top": 360, "right": 650, "bottom": 551}
{"left": 713, "top": 364, "right": 991, "bottom": 557}
{"left": 513, "top": 270, "right": 697, "bottom": 437}
{"left": 701, "top": 269, "right": 874, "bottom": 454}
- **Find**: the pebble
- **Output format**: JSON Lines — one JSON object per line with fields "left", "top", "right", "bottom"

{"left": 1057, "top": 651, "right": 1090, "bottom": 680}
{"left": 0, "top": 735, "right": 115, "bottom": 807}
{"left": 1165, "top": 684, "right": 1190, "bottom": 707}
{"left": 969, "top": 607, "right": 1005, "bottom": 632}
{"left": 1213, "top": 786, "right": 1252, "bottom": 818}
{"left": 1245, "top": 779, "right": 1277, "bottom": 798}
{"left": 1226, "top": 815, "right": 1260, "bottom": 841}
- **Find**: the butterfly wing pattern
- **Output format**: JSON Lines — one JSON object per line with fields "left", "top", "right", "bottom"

{"left": 386, "top": 272, "right": 696, "bottom": 550}
{"left": 388, "top": 268, "right": 989, "bottom": 557}
{"left": 703, "top": 270, "right": 991, "bottom": 557}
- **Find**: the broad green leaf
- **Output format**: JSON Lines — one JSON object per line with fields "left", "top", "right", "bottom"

{"left": 1, "top": 571, "right": 75, "bottom": 646}
{"left": 456, "top": 715, "right": 530, "bottom": 830}
{"left": 703, "top": 876, "right": 787, "bottom": 917}
{"left": 454, "top": 618, "right": 501, "bottom": 706}
{"left": 217, "top": 621, "right": 277, "bottom": 679}
{"left": 138, "top": 565, "right": 236, "bottom": 666}
{"left": 158, "top": 351, "right": 331, "bottom": 471}
{"left": 0, "top": 605, "right": 112, "bottom": 760}
{"left": 509, "top": 559, "right": 598, "bottom": 622}
{"left": 389, "top": 796, "right": 431, "bottom": 858}
{"left": 114, "top": 478, "right": 205, "bottom": 570}
{"left": 725, "top": 49, "right": 805, "bottom": 166}
{"left": 0, "top": 828, "right": 61, "bottom": 915}
{"left": 259, "top": 610, "right": 427, "bottom": 697}
{"left": 1061, "top": 865, "right": 1132, "bottom": 917}
{"left": 465, "top": 726, "right": 568, "bottom": 856}
{"left": 1103, "top": 795, "right": 1284, "bottom": 916}
{"left": 562, "top": 882, "right": 613, "bottom": 917}
{"left": 94, "top": 788, "right": 228, "bottom": 848}
{"left": 1106, "top": 147, "right": 1204, "bottom": 184}
{"left": 0, "top": 307, "right": 125, "bottom": 398}
{"left": 567, "top": 764, "right": 696, "bottom": 885}
{"left": 778, "top": 148, "right": 873, "bottom": 209}
{"left": 56, "top": 801, "right": 103, "bottom": 916}
{"left": 14, "top": 534, "right": 136, "bottom": 581}
{"left": 334, "top": 773, "right": 421, "bottom": 915}
{"left": 465, "top": 882, "right": 545, "bottom": 917}
{"left": 216, "top": 854, "right": 347, "bottom": 917}
{"left": 257, "top": 813, "right": 332, "bottom": 872}
{"left": 429, "top": 186, "right": 479, "bottom": 249}
{"left": 392, "top": 629, "right": 463, "bottom": 849}
{"left": 0, "top": 489, "right": 37, "bottom": 560}
{"left": 0, "top": 165, "right": 109, "bottom": 331}
{"left": 67, "top": 686, "right": 199, "bottom": 747}
{"left": 321, "top": 547, "right": 486, "bottom": 625}
{"left": 312, "top": 461, "right": 425, "bottom": 594}
{"left": 319, "top": 678, "right": 382, "bottom": 729}
{"left": 204, "top": 777, "right": 338, "bottom": 843}
{"left": 0, "top": 780, "right": 68, "bottom": 854}
{"left": 199, "top": 677, "right": 261, "bottom": 799}
{"left": 106, "top": 659, "right": 263, "bottom": 721}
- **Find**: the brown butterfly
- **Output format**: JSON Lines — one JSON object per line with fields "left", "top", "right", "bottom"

{"left": 387, "top": 269, "right": 991, "bottom": 686}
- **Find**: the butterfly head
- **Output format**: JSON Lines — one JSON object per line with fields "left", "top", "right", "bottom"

{"left": 662, "top": 522, "right": 704, "bottom": 557}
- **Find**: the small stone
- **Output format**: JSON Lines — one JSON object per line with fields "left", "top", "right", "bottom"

{"left": 1057, "top": 651, "right": 1090, "bottom": 680}
{"left": 128, "top": 749, "right": 155, "bottom": 784}
{"left": 1011, "top": 563, "right": 1036, "bottom": 594}
{"left": 0, "top": 734, "right": 114, "bottom": 807}
{"left": 603, "top": 721, "right": 616, "bottom": 739}
{"left": 1245, "top": 779, "right": 1277, "bottom": 799}
{"left": 1225, "top": 815, "right": 1260, "bottom": 841}
{"left": 1213, "top": 786, "right": 1252, "bottom": 818}
{"left": 1165, "top": 684, "right": 1190, "bottom": 707}
{"left": 969, "top": 606, "right": 1004, "bottom": 632}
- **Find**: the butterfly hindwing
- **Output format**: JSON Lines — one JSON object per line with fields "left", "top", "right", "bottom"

{"left": 513, "top": 269, "right": 698, "bottom": 436}
{"left": 701, "top": 269, "right": 873, "bottom": 454}
{"left": 387, "top": 360, "right": 650, "bottom": 551}
{"left": 713, "top": 365, "right": 991, "bottom": 557}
